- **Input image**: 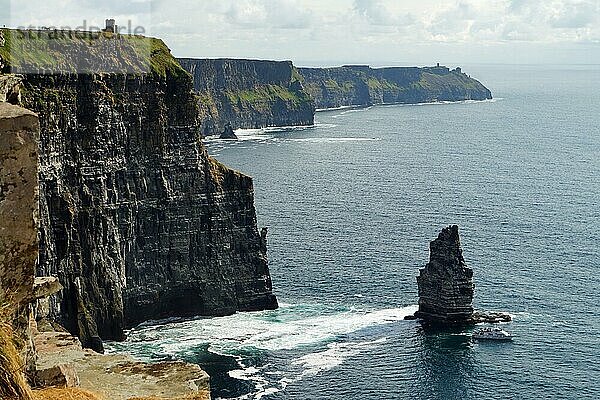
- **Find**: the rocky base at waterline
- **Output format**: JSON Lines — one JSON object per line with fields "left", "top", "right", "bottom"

{"left": 0, "top": 101, "right": 210, "bottom": 399}
{"left": 471, "top": 311, "right": 512, "bottom": 323}
{"left": 404, "top": 225, "right": 511, "bottom": 325}
{"left": 405, "top": 310, "right": 512, "bottom": 324}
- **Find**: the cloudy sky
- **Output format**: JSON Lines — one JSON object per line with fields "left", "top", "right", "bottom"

{"left": 6, "top": 0, "right": 600, "bottom": 65}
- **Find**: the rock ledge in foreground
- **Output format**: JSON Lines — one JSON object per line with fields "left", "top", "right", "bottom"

{"left": 35, "top": 331, "right": 210, "bottom": 399}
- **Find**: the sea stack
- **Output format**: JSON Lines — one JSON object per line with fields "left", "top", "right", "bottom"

{"left": 220, "top": 123, "right": 238, "bottom": 140}
{"left": 414, "top": 225, "right": 475, "bottom": 323}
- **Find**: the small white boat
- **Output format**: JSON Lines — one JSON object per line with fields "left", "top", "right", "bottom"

{"left": 472, "top": 327, "right": 513, "bottom": 341}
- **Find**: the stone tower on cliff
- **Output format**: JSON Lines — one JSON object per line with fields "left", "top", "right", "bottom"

{"left": 415, "top": 225, "right": 475, "bottom": 323}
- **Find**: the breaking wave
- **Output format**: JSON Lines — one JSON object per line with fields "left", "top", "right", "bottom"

{"left": 106, "top": 303, "right": 418, "bottom": 399}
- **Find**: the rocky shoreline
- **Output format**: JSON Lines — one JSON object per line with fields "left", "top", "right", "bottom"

{"left": 0, "top": 30, "right": 279, "bottom": 352}
{"left": 177, "top": 59, "right": 493, "bottom": 136}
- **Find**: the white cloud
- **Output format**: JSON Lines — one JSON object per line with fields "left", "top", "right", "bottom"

{"left": 353, "top": 0, "right": 415, "bottom": 26}
{"left": 6, "top": 0, "right": 600, "bottom": 64}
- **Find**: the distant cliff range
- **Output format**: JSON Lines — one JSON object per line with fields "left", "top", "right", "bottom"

{"left": 298, "top": 64, "right": 492, "bottom": 110}
{"left": 179, "top": 59, "right": 492, "bottom": 135}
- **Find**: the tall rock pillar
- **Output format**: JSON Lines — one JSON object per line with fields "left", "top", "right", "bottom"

{"left": 415, "top": 225, "right": 474, "bottom": 323}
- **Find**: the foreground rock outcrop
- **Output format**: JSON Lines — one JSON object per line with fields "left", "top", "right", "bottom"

{"left": 298, "top": 64, "right": 492, "bottom": 109}
{"left": 0, "top": 102, "right": 38, "bottom": 309}
{"left": 414, "top": 225, "right": 475, "bottom": 323}
{"left": 35, "top": 331, "right": 210, "bottom": 399}
{"left": 2, "top": 29, "right": 278, "bottom": 351}
{"left": 0, "top": 101, "right": 39, "bottom": 400}
{"left": 178, "top": 58, "right": 315, "bottom": 135}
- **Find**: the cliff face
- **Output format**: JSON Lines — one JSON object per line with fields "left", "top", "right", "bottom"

{"left": 177, "top": 60, "right": 490, "bottom": 132}
{"left": 298, "top": 65, "right": 492, "bottom": 109}
{"left": 178, "top": 58, "right": 315, "bottom": 135}
{"left": 415, "top": 225, "right": 474, "bottom": 323}
{"left": 2, "top": 30, "right": 277, "bottom": 350}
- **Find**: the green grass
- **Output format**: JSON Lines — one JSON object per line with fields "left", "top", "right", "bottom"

{"left": 323, "top": 79, "right": 355, "bottom": 92}
{"left": 0, "top": 28, "right": 187, "bottom": 79}
{"left": 420, "top": 71, "right": 484, "bottom": 91}
{"left": 366, "top": 77, "right": 399, "bottom": 91}
{"left": 291, "top": 67, "right": 304, "bottom": 83}
{"left": 225, "top": 84, "right": 310, "bottom": 107}
{"left": 147, "top": 37, "right": 188, "bottom": 79}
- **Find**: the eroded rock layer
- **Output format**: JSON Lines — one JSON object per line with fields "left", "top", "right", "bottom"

{"left": 415, "top": 225, "right": 474, "bottom": 323}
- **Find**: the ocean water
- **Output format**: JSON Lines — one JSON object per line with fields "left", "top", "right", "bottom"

{"left": 108, "top": 65, "right": 600, "bottom": 399}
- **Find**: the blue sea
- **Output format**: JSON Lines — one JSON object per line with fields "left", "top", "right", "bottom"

{"left": 108, "top": 65, "right": 600, "bottom": 399}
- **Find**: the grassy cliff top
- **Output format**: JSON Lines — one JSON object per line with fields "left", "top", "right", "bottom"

{"left": 224, "top": 84, "right": 311, "bottom": 107}
{"left": 0, "top": 29, "right": 186, "bottom": 78}
{"left": 300, "top": 64, "right": 492, "bottom": 99}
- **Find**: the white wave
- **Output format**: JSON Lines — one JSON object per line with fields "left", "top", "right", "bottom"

{"left": 255, "top": 388, "right": 280, "bottom": 399}
{"left": 202, "top": 124, "right": 317, "bottom": 146}
{"left": 225, "top": 363, "right": 280, "bottom": 400}
{"left": 406, "top": 98, "right": 498, "bottom": 107}
{"left": 435, "top": 98, "right": 494, "bottom": 105}
{"left": 230, "top": 124, "right": 315, "bottom": 137}
{"left": 109, "top": 304, "right": 417, "bottom": 400}
{"left": 313, "top": 122, "right": 337, "bottom": 129}
{"left": 315, "top": 105, "right": 358, "bottom": 112}
{"left": 331, "top": 107, "right": 372, "bottom": 118}
{"left": 223, "top": 337, "right": 386, "bottom": 399}
{"left": 291, "top": 338, "right": 388, "bottom": 377}
{"left": 229, "top": 366, "right": 261, "bottom": 381}
{"left": 317, "top": 98, "right": 497, "bottom": 114}
{"left": 112, "top": 304, "right": 417, "bottom": 356}
{"left": 223, "top": 328, "right": 397, "bottom": 398}
{"left": 289, "top": 137, "right": 380, "bottom": 143}
{"left": 259, "top": 124, "right": 315, "bottom": 133}
{"left": 203, "top": 132, "right": 275, "bottom": 143}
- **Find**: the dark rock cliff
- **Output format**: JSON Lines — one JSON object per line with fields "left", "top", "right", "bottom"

{"left": 1, "top": 30, "right": 277, "bottom": 351}
{"left": 415, "top": 225, "right": 475, "bottom": 323}
{"left": 178, "top": 58, "right": 315, "bottom": 135}
{"left": 298, "top": 65, "right": 492, "bottom": 109}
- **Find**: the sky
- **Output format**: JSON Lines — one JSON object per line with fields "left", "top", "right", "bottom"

{"left": 4, "top": 0, "right": 600, "bottom": 66}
